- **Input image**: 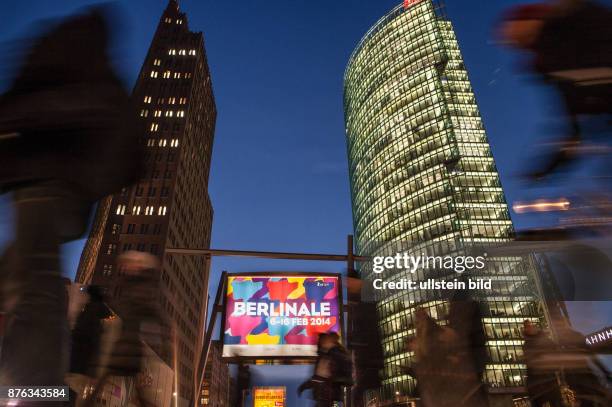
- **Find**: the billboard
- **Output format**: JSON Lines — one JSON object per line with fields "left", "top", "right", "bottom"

{"left": 253, "top": 387, "right": 286, "bottom": 407}
{"left": 222, "top": 274, "right": 341, "bottom": 358}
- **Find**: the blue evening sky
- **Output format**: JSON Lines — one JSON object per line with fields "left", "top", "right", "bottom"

{"left": 1, "top": 1, "right": 610, "bottom": 405}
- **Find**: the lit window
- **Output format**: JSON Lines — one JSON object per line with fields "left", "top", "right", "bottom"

{"left": 150, "top": 123, "right": 159, "bottom": 132}
{"left": 165, "top": 111, "right": 174, "bottom": 117}
{"left": 154, "top": 110, "right": 162, "bottom": 117}
{"left": 184, "top": 72, "right": 192, "bottom": 79}
{"left": 170, "top": 139, "right": 179, "bottom": 147}
{"left": 168, "top": 49, "right": 176, "bottom": 56}
{"left": 163, "top": 71, "right": 171, "bottom": 78}
{"left": 150, "top": 71, "right": 158, "bottom": 78}
{"left": 176, "top": 19, "right": 183, "bottom": 25}
{"left": 174, "top": 72, "right": 181, "bottom": 79}
{"left": 153, "top": 59, "right": 161, "bottom": 66}
{"left": 189, "top": 50, "right": 196, "bottom": 56}
{"left": 140, "top": 109, "right": 149, "bottom": 117}
{"left": 177, "top": 111, "right": 185, "bottom": 118}
{"left": 158, "top": 139, "right": 167, "bottom": 147}
{"left": 179, "top": 49, "right": 186, "bottom": 56}
{"left": 146, "top": 138, "right": 155, "bottom": 147}
{"left": 179, "top": 97, "right": 187, "bottom": 104}
{"left": 164, "top": 17, "right": 172, "bottom": 23}
{"left": 132, "top": 206, "right": 141, "bottom": 215}
{"left": 158, "top": 206, "right": 167, "bottom": 216}
{"left": 115, "top": 205, "right": 126, "bottom": 215}
{"left": 103, "top": 264, "right": 113, "bottom": 276}
{"left": 145, "top": 206, "right": 154, "bottom": 216}
{"left": 144, "top": 96, "right": 152, "bottom": 104}
{"left": 169, "top": 97, "right": 176, "bottom": 104}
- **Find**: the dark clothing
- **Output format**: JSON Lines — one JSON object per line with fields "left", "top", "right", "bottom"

{"left": 0, "top": 8, "right": 143, "bottom": 387}
{"left": 0, "top": 9, "right": 143, "bottom": 199}
{"left": 524, "top": 332, "right": 563, "bottom": 407}
{"left": 70, "top": 298, "right": 111, "bottom": 376}
{"left": 533, "top": 1, "right": 612, "bottom": 116}
{"left": 0, "top": 182, "right": 89, "bottom": 385}
{"left": 300, "top": 344, "right": 352, "bottom": 406}
{"left": 105, "top": 272, "right": 161, "bottom": 377}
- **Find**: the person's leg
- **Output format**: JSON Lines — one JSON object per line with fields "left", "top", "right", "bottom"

{"left": 0, "top": 183, "right": 68, "bottom": 386}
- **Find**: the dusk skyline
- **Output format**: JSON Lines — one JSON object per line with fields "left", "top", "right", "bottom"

{"left": 1, "top": 1, "right": 610, "bottom": 405}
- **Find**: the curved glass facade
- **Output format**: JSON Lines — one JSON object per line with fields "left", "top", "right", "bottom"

{"left": 344, "top": 1, "right": 542, "bottom": 401}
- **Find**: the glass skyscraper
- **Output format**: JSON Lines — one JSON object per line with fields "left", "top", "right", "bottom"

{"left": 344, "top": 1, "right": 542, "bottom": 403}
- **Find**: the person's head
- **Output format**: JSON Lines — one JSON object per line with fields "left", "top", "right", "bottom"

{"left": 318, "top": 332, "right": 340, "bottom": 350}
{"left": 117, "top": 250, "right": 159, "bottom": 276}
{"left": 498, "top": 3, "right": 553, "bottom": 49}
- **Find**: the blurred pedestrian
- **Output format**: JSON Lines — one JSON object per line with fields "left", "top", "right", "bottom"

{"left": 66, "top": 285, "right": 111, "bottom": 405}
{"left": 82, "top": 251, "right": 162, "bottom": 407}
{"left": 523, "top": 320, "right": 563, "bottom": 407}
{"left": 298, "top": 332, "right": 353, "bottom": 407}
{"left": 498, "top": 0, "right": 612, "bottom": 180}
{"left": 0, "top": 5, "right": 142, "bottom": 387}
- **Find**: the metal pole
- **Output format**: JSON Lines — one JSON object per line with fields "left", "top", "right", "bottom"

{"left": 166, "top": 247, "right": 368, "bottom": 262}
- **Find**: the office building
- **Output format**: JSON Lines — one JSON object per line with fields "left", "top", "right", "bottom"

{"left": 77, "top": 0, "right": 216, "bottom": 403}
{"left": 344, "top": 1, "right": 542, "bottom": 404}
{"left": 200, "top": 341, "right": 232, "bottom": 407}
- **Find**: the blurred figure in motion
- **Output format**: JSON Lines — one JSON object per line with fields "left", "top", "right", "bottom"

{"left": 523, "top": 320, "right": 564, "bottom": 406}
{"left": 67, "top": 285, "right": 112, "bottom": 403}
{"left": 82, "top": 251, "right": 163, "bottom": 407}
{"left": 235, "top": 363, "right": 251, "bottom": 407}
{"left": 498, "top": 0, "right": 612, "bottom": 181}
{"left": 408, "top": 305, "right": 488, "bottom": 407}
{"left": 298, "top": 332, "right": 353, "bottom": 407}
{"left": 0, "top": 5, "right": 142, "bottom": 386}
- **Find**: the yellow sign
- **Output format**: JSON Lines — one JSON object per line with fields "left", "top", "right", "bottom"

{"left": 253, "top": 387, "right": 285, "bottom": 407}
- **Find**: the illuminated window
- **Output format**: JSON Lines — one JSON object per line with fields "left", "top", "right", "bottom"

{"left": 150, "top": 123, "right": 159, "bottom": 132}
{"left": 168, "top": 49, "right": 176, "bottom": 56}
{"left": 164, "top": 17, "right": 172, "bottom": 23}
{"left": 145, "top": 206, "right": 154, "bottom": 216}
{"left": 143, "top": 96, "right": 152, "bottom": 104}
{"left": 179, "top": 49, "right": 186, "bottom": 56}
{"left": 106, "top": 244, "right": 117, "bottom": 255}
{"left": 111, "top": 223, "right": 121, "bottom": 235}
{"left": 179, "top": 97, "right": 187, "bottom": 104}
{"left": 184, "top": 72, "right": 192, "bottom": 79}
{"left": 150, "top": 71, "right": 158, "bottom": 78}
{"left": 140, "top": 109, "right": 149, "bottom": 117}
{"left": 115, "top": 205, "right": 126, "bottom": 215}
{"left": 177, "top": 111, "right": 185, "bottom": 118}
{"left": 158, "top": 206, "right": 167, "bottom": 216}
{"left": 170, "top": 139, "right": 179, "bottom": 147}
{"left": 158, "top": 139, "right": 167, "bottom": 147}
{"left": 174, "top": 72, "right": 181, "bottom": 79}
{"left": 176, "top": 19, "right": 183, "bottom": 25}
{"left": 163, "top": 71, "right": 171, "bottom": 79}
{"left": 103, "top": 264, "right": 113, "bottom": 276}
{"left": 154, "top": 110, "right": 162, "bottom": 117}
{"left": 169, "top": 97, "right": 176, "bottom": 105}
{"left": 146, "top": 138, "right": 155, "bottom": 147}
{"left": 189, "top": 50, "right": 196, "bottom": 56}
{"left": 165, "top": 111, "right": 174, "bottom": 117}
{"left": 132, "top": 206, "right": 141, "bottom": 215}
{"left": 153, "top": 59, "right": 161, "bottom": 66}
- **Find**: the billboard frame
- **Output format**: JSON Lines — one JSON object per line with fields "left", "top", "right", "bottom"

{"left": 220, "top": 271, "right": 345, "bottom": 363}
